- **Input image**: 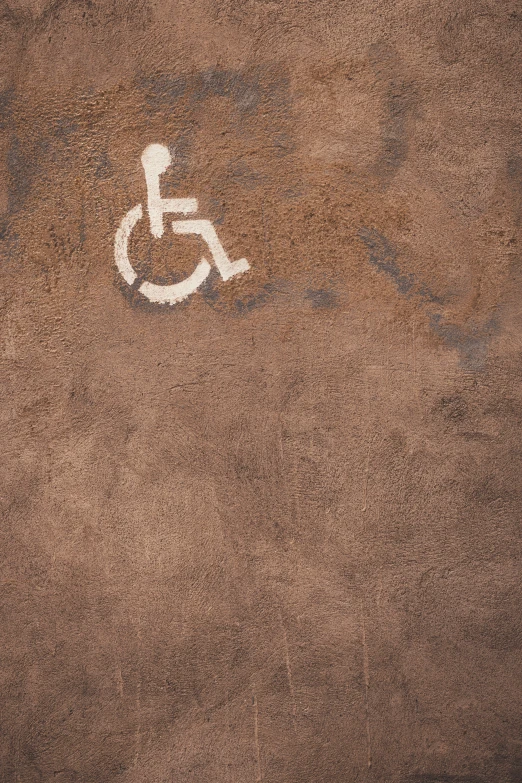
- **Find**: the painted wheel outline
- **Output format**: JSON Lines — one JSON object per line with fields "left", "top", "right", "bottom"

{"left": 114, "top": 203, "right": 212, "bottom": 306}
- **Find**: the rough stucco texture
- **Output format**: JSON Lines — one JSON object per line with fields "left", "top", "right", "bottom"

{"left": 1, "top": 1, "right": 522, "bottom": 782}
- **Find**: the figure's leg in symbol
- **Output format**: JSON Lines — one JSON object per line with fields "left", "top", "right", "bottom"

{"left": 172, "top": 220, "right": 250, "bottom": 281}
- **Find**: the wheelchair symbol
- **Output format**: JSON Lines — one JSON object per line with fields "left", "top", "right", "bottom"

{"left": 114, "top": 144, "right": 250, "bottom": 305}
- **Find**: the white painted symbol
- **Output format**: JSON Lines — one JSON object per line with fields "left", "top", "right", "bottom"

{"left": 115, "top": 144, "right": 250, "bottom": 305}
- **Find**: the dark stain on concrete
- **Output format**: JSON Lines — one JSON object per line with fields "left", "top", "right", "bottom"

{"left": 432, "top": 393, "right": 469, "bottom": 424}
{"left": 138, "top": 67, "right": 286, "bottom": 123}
{"left": 429, "top": 312, "right": 498, "bottom": 372}
{"left": 408, "top": 776, "right": 485, "bottom": 783}
{"left": 437, "top": 9, "right": 470, "bottom": 64}
{"left": 282, "top": 185, "right": 304, "bottom": 200}
{"left": 507, "top": 154, "right": 522, "bottom": 225}
{"left": 201, "top": 275, "right": 280, "bottom": 315}
{"left": 369, "top": 43, "right": 417, "bottom": 187}
{"left": 0, "top": 87, "right": 14, "bottom": 130}
{"left": 196, "top": 68, "right": 262, "bottom": 115}
{"left": 52, "top": 115, "right": 79, "bottom": 144}
{"left": 139, "top": 73, "right": 189, "bottom": 111}
{"left": 207, "top": 197, "right": 226, "bottom": 225}
{"left": 359, "top": 226, "right": 498, "bottom": 369}
{"left": 200, "top": 276, "right": 341, "bottom": 316}
{"left": 92, "top": 150, "right": 113, "bottom": 181}
{"left": 227, "top": 159, "right": 267, "bottom": 190}
{"left": 234, "top": 283, "right": 278, "bottom": 314}
{"left": 271, "top": 129, "right": 296, "bottom": 157}
{"left": 6, "top": 133, "right": 39, "bottom": 215}
{"left": 5, "top": 106, "right": 79, "bottom": 218}
{"left": 359, "top": 226, "right": 416, "bottom": 296}
{"left": 305, "top": 288, "right": 338, "bottom": 308}
{"left": 359, "top": 227, "right": 445, "bottom": 305}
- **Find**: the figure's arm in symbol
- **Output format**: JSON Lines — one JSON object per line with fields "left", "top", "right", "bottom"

{"left": 141, "top": 144, "right": 198, "bottom": 237}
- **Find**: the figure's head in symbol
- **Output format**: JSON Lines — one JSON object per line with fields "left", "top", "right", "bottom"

{"left": 141, "top": 143, "right": 172, "bottom": 178}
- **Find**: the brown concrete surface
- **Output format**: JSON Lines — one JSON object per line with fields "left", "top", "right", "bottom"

{"left": 1, "top": 1, "right": 522, "bottom": 781}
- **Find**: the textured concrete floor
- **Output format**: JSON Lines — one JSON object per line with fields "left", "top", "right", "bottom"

{"left": 1, "top": 1, "right": 522, "bottom": 782}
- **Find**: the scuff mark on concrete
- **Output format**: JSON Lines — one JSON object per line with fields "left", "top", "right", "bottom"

{"left": 359, "top": 226, "right": 415, "bottom": 297}
{"left": 359, "top": 226, "right": 496, "bottom": 370}
{"left": 359, "top": 227, "right": 445, "bottom": 305}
